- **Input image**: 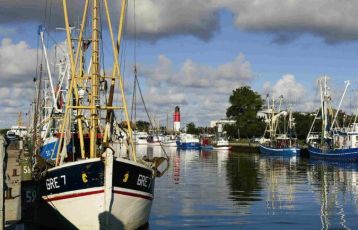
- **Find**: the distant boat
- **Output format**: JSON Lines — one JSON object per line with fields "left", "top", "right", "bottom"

{"left": 6, "top": 112, "right": 28, "bottom": 141}
{"left": 134, "top": 131, "right": 148, "bottom": 145}
{"left": 162, "top": 135, "right": 177, "bottom": 147}
{"left": 306, "top": 77, "right": 358, "bottom": 161}
{"left": 212, "top": 123, "right": 231, "bottom": 150}
{"left": 177, "top": 133, "right": 201, "bottom": 149}
{"left": 147, "top": 134, "right": 162, "bottom": 146}
{"left": 259, "top": 96, "right": 300, "bottom": 156}
{"left": 213, "top": 137, "right": 231, "bottom": 150}
{"left": 200, "top": 134, "right": 213, "bottom": 150}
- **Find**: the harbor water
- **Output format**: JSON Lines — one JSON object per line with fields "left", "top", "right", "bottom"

{"left": 140, "top": 146, "right": 358, "bottom": 229}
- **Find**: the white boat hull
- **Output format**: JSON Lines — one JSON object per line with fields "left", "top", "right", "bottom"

{"left": 39, "top": 156, "right": 154, "bottom": 229}
{"left": 213, "top": 146, "right": 231, "bottom": 150}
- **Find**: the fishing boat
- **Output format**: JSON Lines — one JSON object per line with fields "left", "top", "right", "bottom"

{"left": 306, "top": 77, "right": 358, "bottom": 161}
{"left": 6, "top": 112, "right": 27, "bottom": 141}
{"left": 259, "top": 96, "right": 300, "bottom": 155}
{"left": 146, "top": 134, "right": 162, "bottom": 146}
{"left": 213, "top": 137, "right": 231, "bottom": 150}
{"left": 212, "top": 123, "right": 231, "bottom": 150}
{"left": 134, "top": 131, "right": 148, "bottom": 145}
{"left": 25, "top": 1, "right": 168, "bottom": 229}
{"left": 176, "top": 133, "right": 201, "bottom": 149}
{"left": 200, "top": 134, "right": 213, "bottom": 150}
{"left": 162, "top": 135, "right": 177, "bottom": 147}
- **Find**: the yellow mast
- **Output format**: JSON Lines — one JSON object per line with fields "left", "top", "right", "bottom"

{"left": 18, "top": 112, "right": 23, "bottom": 126}
{"left": 55, "top": 0, "right": 137, "bottom": 164}
{"left": 90, "top": 0, "right": 100, "bottom": 158}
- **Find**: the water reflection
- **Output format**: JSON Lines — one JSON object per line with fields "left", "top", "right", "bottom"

{"left": 226, "top": 152, "right": 262, "bottom": 205}
{"left": 145, "top": 148, "right": 358, "bottom": 229}
{"left": 307, "top": 161, "right": 358, "bottom": 230}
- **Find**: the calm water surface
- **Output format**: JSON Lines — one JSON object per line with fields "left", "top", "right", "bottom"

{"left": 141, "top": 146, "right": 358, "bottom": 229}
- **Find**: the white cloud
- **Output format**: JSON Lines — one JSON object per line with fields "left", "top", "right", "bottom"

{"left": 137, "top": 53, "right": 255, "bottom": 125}
{"left": 0, "top": 39, "right": 38, "bottom": 127}
{"left": 0, "top": 38, "right": 67, "bottom": 128}
{"left": 261, "top": 74, "right": 358, "bottom": 114}
{"left": 263, "top": 74, "right": 313, "bottom": 111}
{"left": 0, "top": 38, "right": 37, "bottom": 82}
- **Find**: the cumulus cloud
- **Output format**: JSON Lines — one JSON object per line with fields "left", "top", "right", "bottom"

{"left": 2, "top": 0, "right": 358, "bottom": 42}
{"left": 262, "top": 75, "right": 357, "bottom": 114}
{"left": 137, "top": 53, "right": 255, "bottom": 125}
{"left": 0, "top": 37, "right": 69, "bottom": 127}
{"left": 263, "top": 74, "right": 314, "bottom": 111}
{"left": 0, "top": 38, "right": 37, "bottom": 84}
{"left": 0, "top": 38, "right": 37, "bottom": 127}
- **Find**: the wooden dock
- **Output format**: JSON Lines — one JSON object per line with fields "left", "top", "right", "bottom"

{"left": 1, "top": 139, "right": 23, "bottom": 228}
{"left": 230, "top": 141, "right": 259, "bottom": 153}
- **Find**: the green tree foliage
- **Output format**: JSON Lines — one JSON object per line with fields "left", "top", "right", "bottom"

{"left": 186, "top": 122, "right": 199, "bottom": 135}
{"left": 292, "top": 112, "right": 315, "bottom": 140}
{"left": 135, "top": 120, "right": 150, "bottom": 132}
{"left": 226, "top": 86, "right": 265, "bottom": 138}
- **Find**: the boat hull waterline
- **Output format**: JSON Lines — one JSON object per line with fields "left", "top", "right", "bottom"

{"left": 308, "top": 146, "right": 358, "bottom": 161}
{"left": 259, "top": 144, "right": 300, "bottom": 156}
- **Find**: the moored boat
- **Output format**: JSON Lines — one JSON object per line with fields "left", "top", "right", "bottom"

{"left": 134, "top": 131, "right": 148, "bottom": 145}
{"left": 213, "top": 137, "right": 231, "bottom": 150}
{"left": 200, "top": 134, "right": 213, "bottom": 150}
{"left": 212, "top": 123, "right": 231, "bottom": 150}
{"left": 307, "top": 77, "right": 358, "bottom": 161}
{"left": 259, "top": 96, "right": 300, "bottom": 156}
{"left": 23, "top": 1, "right": 169, "bottom": 229}
{"left": 162, "top": 135, "right": 177, "bottom": 147}
{"left": 177, "top": 133, "right": 201, "bottom": 149}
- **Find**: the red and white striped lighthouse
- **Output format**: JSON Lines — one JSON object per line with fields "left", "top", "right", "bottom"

{"left": 173, "top": 106, "right": 180, "bottom": 132}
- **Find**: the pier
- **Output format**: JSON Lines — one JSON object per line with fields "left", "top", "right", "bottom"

{"left": 1, "top": 137, "right": 22, "bottom": 228}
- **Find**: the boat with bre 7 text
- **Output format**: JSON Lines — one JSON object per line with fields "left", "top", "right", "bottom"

{"left": 23, "top": 1, "right": 168, "bottom": 229}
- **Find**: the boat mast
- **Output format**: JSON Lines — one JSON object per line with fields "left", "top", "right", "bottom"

{"left": 90, "top": 0, "right": 100, "bottom": 158}
{"left": 330, "top": 80, "right": 350, "bottom": 130}
{"left": 320, "top": 77, "right": 327, "bottom": 144}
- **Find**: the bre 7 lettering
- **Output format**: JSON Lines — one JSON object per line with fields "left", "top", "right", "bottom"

{"left": 46, "top": 175, "right": 66, "bottom": 190}
{"left": 137, "top": 174, "right": 151, "bottom": 188}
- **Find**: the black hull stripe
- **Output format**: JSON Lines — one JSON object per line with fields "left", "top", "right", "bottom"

{"left": 113, "top": 190, "right": 153, "bottom": 200}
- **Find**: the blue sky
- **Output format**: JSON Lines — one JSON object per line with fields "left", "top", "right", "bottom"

{"left": 1, "top": 1, "right": 358, "bottom": 128}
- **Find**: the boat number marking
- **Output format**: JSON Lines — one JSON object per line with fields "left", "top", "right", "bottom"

{"left": 123, "top": 171, "right": 129, "bottom": 183}
{"left": 82, "top": 173, "right": 88, "bottom": 183}
{"left": 25, "top": 190, "right": 37, "bottom": 203}
{"left": 137, "top": 174, "right": 151, "bottom": 188}
{"left": 46, "top": 175, "right": 66, "bottom": 190}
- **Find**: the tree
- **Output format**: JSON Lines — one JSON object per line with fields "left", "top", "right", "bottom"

{"left": 292, "top": 112, "right": 315, "bottom": 140}
{"left": 186, "top": 122, "right": 198, "bottom": 135}
{"left": 226, "top": 86, "right": 265, "bottom": 138}
{"left": 135, "top": 120, "right": 150, "bottom": 132}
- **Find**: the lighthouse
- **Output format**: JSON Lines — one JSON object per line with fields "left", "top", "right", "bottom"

{"left": 173, "top": 106, "right": 180, "bottom": 132}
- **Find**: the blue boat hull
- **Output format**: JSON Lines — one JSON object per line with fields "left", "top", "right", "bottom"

{"left": 259, "top": 144, "right": 300, "bottom": 156}
{"left": 40, "top": 137, "right": 73, "bottom": 160}
{"left": 177, "top": 141, "right": 201, "bottom": 150}
{"left": 308, "top": 146, "right": 358, "bottom": 161}
{"left": 201, "top": 145, "right": 213, "bottom": 150}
